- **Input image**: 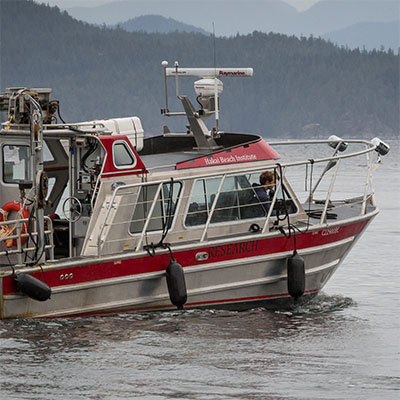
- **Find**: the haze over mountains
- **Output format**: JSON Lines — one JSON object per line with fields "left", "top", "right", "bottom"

{"left": 62, "top": 0, "right": 400, "bottom": 51}
{"left": 1, "top": 0, "right": 398, "bottom": 139}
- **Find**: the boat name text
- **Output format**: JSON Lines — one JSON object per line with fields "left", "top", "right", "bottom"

{"left": 322, "top": 227, "right": 340, "bottom": 236}
{"left": 208, "top": 240, "right": 258, "bottom": 258}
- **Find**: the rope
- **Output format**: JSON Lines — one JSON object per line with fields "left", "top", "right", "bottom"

{"left": 5, "top": 115, "right": 14, "bottom": 132}
{"left": 305, "top": 159, "right": 314, "bottom": 232}
{"left": 144, "top": 179, "right": 175, "bottom": 257}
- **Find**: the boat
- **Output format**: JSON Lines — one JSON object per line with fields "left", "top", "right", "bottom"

{"left": 0, "top": 61, "right": 390, "bottom": 319}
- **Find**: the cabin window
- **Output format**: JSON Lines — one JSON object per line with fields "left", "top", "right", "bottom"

{"left": 43, "top": 141, "right": 54, "bottom": 162}
{"left": 47, "top": 177, "right": 55, "bottom": 201}
{"left": 2, "top": 144, "right": 32, "bottom": 184}
{"left": 185, "top": 173, "right": 297, "bottom": 227}
{"left": 185, "top": 177, "right": 220, "bottom": 226}
{"left": 210, "top": 177, "right": 240, "bottom": 223}
{"left": 113, "top": 141, "right": 136, "bottom": 168}
{"left": 185, "top": 175, "right": 266, "bottom": 226}
{"left": 129, "top": 181, "right": 182, "bottom": 234}
{"left": 212, "top": 175, "right": 269, "bottom": 222}
{"left": 247, "top": 172, "right": 298, "bottom": 215}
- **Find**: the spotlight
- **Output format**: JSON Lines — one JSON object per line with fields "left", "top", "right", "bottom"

{"left": 328, "top": 135, "right": 348, "bottom": 152}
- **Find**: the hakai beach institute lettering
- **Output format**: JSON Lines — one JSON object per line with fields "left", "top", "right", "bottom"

{"left": 204, "top": 154, "right": 257, "bottom": 165}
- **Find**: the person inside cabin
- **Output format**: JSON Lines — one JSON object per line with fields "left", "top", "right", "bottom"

{"left": 253, "top": 170, "right": 276, "bottom": 214}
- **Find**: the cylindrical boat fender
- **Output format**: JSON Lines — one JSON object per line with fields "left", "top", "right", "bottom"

{"left": 287, "top": 250, "right": 305, "bottom": 300}
{"left": 14, "top": 273, "right": 51, "bottom": 302}
{"left": 166, "top": 259, "right": 187, "bottom": 310}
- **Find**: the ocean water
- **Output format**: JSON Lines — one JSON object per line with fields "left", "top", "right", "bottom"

{"left": 0, "top": 140, "right": 399, "bottom": 399}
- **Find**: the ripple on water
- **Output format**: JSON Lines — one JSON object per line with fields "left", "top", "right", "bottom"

{"left": 0, "top": 293, "right": 397, "bottom": 399}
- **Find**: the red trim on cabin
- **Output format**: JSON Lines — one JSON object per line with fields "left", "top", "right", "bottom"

{"left": 2, "top": 218, "right": 370, "bottom": 296}
{"left": 99, "top": 135, "right": 147, "bottom": 178}
{"left": 176, "top": 139, "right": 280, "bottom": 170}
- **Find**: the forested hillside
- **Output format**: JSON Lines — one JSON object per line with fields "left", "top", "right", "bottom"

{"left": 1, "top": 0, "right": 398, "bottom": 138}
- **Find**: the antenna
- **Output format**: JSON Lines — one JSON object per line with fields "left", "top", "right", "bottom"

{"left": 213, "top": 22, "right": 217, "bottom": 74}
{"left": 212, "top": 22, "right": 219, "bottom": 133}
{"left": 162, "top": 60, "right": 169, "bottom": 114}
{"left": 174, "top": 60, "right": 180, "bottom": 97}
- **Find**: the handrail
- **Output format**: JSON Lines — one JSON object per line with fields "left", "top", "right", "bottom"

{"left": 268, "top": 138, "right": 373, "bottom": 146}
{"left": 261, "top": 167, "right": 285, "bottom": 234}
{"left": 0, "top": 216, "right": 54, "bottom": 263}
{"left": 362, "top": 150, "right": 375, "bottom": 215}
{"left": 135, "top": 183, "right": 163, "bottom": 251}
{"left": 108, "top": 140, "right": 375, "bottom": 189}
{"left": 94, "top": 139, "right": 377, "bottom": 255}
{"left": 200, "top": 175, "right": 226, "bottom": 242}
{"left": 320, "top": 159, "right": 341, "bottom": 223}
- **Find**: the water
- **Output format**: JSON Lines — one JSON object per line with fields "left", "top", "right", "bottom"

{"left": 0, "top": 141, "right": 399, "bottom": 399}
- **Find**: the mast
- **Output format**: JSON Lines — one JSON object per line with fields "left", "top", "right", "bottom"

{"left": 0, "top": 89, "right": 48, "bottom": 264}
{"left": 161, "top": 62, "right": 253, "bottom": 151}
{"left": 28, "top": 93, "right": 46, "bottom": 264}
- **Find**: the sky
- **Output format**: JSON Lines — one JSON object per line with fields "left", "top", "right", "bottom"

{"left": 41, "top": 0, "right": 321, "bottom": 12}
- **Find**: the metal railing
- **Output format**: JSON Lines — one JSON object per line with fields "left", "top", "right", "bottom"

{"left": 0, "top": 216, "right": 54, "bottom": 265}
{"left": 95, "top": 139, "right": 379, "bottom": 256}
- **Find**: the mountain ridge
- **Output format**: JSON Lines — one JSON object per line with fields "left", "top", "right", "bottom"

{"left": 323, "top": 20, "right": 399, "bottom": 51}
{"left": 117, "top": 15, "right": 210, "bottom": 35}
{"left": 63, "top": 0, "right": 399, "bottom": 50}
{"left": 2, "top": 0, "right": 398, "bottom": 139}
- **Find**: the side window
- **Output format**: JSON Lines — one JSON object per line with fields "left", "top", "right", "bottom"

{"left": 129, "top": 182, "right": 182, "bottom": 234}
{"left": 43, "top": 140, "right": 54, "bottom": 162}
{"left": 2, "top": 145, "right": 32, "bottom": 184}
{"left": 186, "top": 175, "right": 266, "bottom": 226}
{"left": 113, "top": 142, "right": 136, "bottom": 168}
{"left": 248, "top": 172, "right": 297, "bottom": 215}
{"left": 236, "top": 174, "right": 266, "bottom": 219}
{"left": 185, "top": 177, "right": 221, "bottom": 226}
{"left": 211, "top": 176, "right": 240, "bottom": 223}
{"left": 184, "top": 172, "right": 298, "bottom": 227}
{"left": 47, "top": 177, "right": 55, "bottom": 201}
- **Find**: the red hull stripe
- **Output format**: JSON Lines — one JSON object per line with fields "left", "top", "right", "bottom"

{"left": 2, "top": 219, "right": 370, "bottom": 295}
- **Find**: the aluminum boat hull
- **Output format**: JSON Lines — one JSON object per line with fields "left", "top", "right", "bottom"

{"left": 0, "top": 215, "right": 373, "bottom": 319}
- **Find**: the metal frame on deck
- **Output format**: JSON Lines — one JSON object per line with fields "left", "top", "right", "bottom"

{"left": 95, "top": 139, "right": 377, "bottom": 256}
{"left": 0, "top": 216, "right": 54, "bottom": 265}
